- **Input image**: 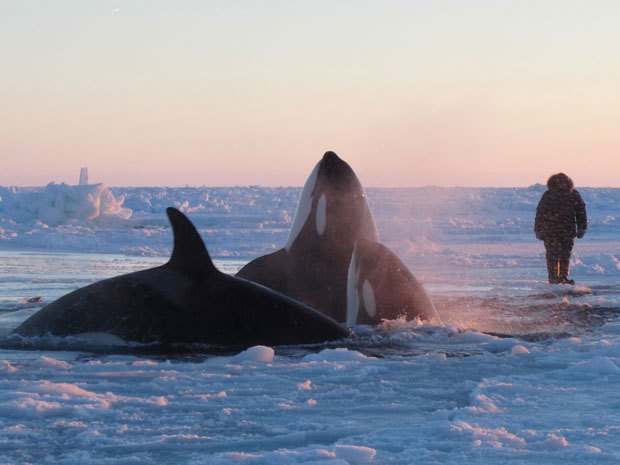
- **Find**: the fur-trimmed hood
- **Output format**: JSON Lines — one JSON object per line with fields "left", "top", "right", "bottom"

{"left": 547, "top": 173, "right": 574, "bottom": 192}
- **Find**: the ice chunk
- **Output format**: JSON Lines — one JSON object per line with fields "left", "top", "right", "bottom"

{"left": 79, "top": 167, "right": 88, "bottom": 186}
{"left": 232, "top": 345, "right": 275, "bottom": 363}
{"left": 31, "top": 356, "right": 71, "bottom": 370}
{"left": 302, "top": 348, "right": 376, "bottom": 362}
{"left": 37, "top": 182, "right": 131, "bottom": 225}
{"left": 0, "top": 360, "right": 18, "bottom": 373}
{"left": 0, "top": 171, "right": 132, "bottom": 226}
{"left": 334, "top": 445, "right": 377, "bottom": 463}
{"left": 511, "top": 344, "right": 530, "bottom": 355}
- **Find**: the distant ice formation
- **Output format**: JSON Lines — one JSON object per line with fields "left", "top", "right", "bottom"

{"left": 0, "top": 169, "right": 131, "bottom": 226}
{"left": 79, "top": 167, "right": 89, "bottom": 186}
{"left": 37, "top": 182, "right": 132, "bottom": 225}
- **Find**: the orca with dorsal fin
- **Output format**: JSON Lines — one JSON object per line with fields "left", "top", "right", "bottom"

{"left": 237, "top": 151, "right": 440, "bottom": 325}
{"left": 12, "top": 208, "right": 350, "bottom": 348}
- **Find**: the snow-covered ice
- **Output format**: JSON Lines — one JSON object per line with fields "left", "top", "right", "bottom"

{"left": 1, "top": 185, "right": 619, "bottom": 464}
{"left": 0, "top": 181, "right": 131, "bottom": 227}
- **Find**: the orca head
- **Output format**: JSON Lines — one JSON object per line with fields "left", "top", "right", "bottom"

{"left": 285, "top": 151, "right": 379, "bottom": 252}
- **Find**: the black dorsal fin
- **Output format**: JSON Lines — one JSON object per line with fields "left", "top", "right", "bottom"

{"left": 165, "top": 207, "right": 218, "bottom": 275}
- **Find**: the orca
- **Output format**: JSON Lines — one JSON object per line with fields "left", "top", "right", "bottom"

{"left": 346, "top": 238, "right": 438, "bottom": 325}
{"left": 12, "top": 208, "right": 351, "bottom": 348}
{"left": 237, "top": 151, "right": 440, "bottom": 325}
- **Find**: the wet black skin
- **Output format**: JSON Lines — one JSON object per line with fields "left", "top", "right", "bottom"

{"left": 238, "top": 151, "right": 377, "bottom": 322}
{"left": 237, "top": 151, "right": 439, "bottom": 325}
{"left": 13, "top": 208, "right": 350, "bottom": 347}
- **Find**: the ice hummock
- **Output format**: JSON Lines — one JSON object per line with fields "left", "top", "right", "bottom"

{"left": 0, "top": 169, "right": 131, "bottom": 226}
{"left": 37, "top": 181, "right": 132, "bottom": 225}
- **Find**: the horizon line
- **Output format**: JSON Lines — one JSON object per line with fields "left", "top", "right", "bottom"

{"left": 4, "top": 182, "right": 619, "bottom": 190}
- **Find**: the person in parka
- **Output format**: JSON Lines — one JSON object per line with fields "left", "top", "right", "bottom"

{"left": 534, "top": 173, "right": 587, "bottom": 284}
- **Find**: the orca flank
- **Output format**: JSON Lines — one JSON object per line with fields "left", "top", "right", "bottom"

{"left": 13, "top": 208, "right": 351, "bottom": 349}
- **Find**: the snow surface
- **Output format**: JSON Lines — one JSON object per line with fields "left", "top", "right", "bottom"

{"left": 1, "top": 185, "right": 620, "bottom": 464}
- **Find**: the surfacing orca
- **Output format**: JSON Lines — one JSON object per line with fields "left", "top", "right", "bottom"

{"left": 237, "top": 151, "right": 440, "bottom": 325}
{"left": 12, "top": 208, "right": 350, "bottom": 348}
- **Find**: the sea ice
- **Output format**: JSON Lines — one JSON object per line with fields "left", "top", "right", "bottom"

{"left": 0, "top": 185, "right": 620, "bottom": 464}
{"left": 1, "top": 176, "right": 131, "bottom": 227}
{"left": 232, "top": 345, "right": 275, "bottom": 363}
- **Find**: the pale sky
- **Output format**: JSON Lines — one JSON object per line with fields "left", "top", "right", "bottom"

{"left": 1, "top": 1, "right": 619, "bottom": 187}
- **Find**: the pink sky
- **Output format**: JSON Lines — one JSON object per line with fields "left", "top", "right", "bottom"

{"left": 1, "top": 1, "right": 619, "bottom": 187}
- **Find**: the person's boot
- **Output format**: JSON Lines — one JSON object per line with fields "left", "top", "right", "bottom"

{"left": 547, "top": 260, "right": 561, "bottom": 284}
{"left": 559, "top": 258, "right": 573, "bottom": 285}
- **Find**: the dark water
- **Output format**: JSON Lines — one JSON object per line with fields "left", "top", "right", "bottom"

{"left": 1, "top": 251, "right": 619, "bottom": 359}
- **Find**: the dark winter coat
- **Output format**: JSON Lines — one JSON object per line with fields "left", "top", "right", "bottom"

{"left": 534, "top": 177, "right": 587, "bottom": 241}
